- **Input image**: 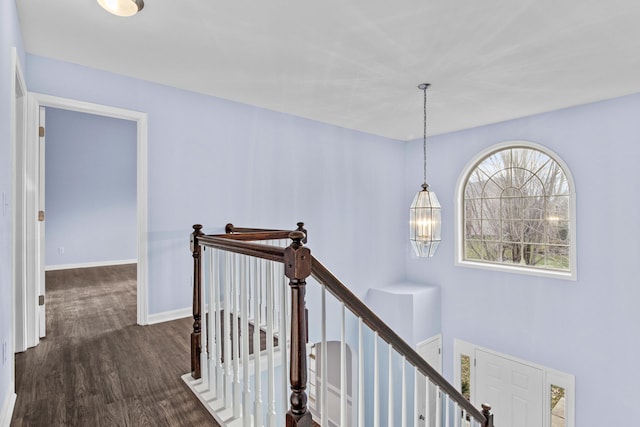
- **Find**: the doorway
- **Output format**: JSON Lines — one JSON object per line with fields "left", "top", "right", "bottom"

{"left": 454, "top": 339, "right": 575, "bottom": 427}
{"left": 22, "top": 93, "right": 149, "bottom": 350}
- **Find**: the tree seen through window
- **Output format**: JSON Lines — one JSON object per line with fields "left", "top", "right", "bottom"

{"left": 463, "top": 146, "right": 572, "bottom": 272}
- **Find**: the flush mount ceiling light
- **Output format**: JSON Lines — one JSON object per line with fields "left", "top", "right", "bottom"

{"left": 409, "top": 83, "right": 442, "bottom": 258}
{"left": 97, "top": 0, "right": 144, "bottom": 17}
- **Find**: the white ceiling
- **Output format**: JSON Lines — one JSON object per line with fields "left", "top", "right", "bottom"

{"left": 16, "top": 0, "right": 640, "bottom": 140}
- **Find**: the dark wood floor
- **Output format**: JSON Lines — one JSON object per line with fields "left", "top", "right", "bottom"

{"left": 11, "top": 264, "right": 218, "bottom": 426}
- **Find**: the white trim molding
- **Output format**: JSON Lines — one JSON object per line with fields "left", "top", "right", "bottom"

{"left": 10, "top": 46, "right": 28, "bottom": 355}
{"left": 147, "top": 307, "right": 192, "bottom": 325}
{"left": 27, "top": 93, "right": 149, "bottom": 328}
{"left": 0, "top": 383, "right": 16, "bottom": 427}
{"left": 45, "top": 259, "right": 138, "bottom": 271}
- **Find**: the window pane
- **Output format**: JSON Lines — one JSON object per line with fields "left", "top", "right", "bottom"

{"left": 551, "top": 384, "right": 566, "bottom": 427}
{"left": 460, "top": 145, "right": 573, "bottom": 276}
{"left": 460, "top": 355, "right": 471, "bottom": 401}
{"left": 464, "top": 199, "right": 482, "bottom": 220}
{"left": 465, "top": 239, "right": 483, "bottom": 260}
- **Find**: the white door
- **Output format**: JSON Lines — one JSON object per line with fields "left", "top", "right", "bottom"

{"left": 476, "top": 349, "right": 543, "bottom": 427}
{"left": 37, "top": 107, "right": 46, "bottom": 338}
{"left": 416, "top": 335, "right": 442, "bottom": 426}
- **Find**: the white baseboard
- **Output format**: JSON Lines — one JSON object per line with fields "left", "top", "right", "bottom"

{"left": 147, "top": 307, "right": 192, "bottom": 325}
{"left": 45, "top": 259, "right": 137, "bottom": 271}
{"left": 0, "top": 383, "right": 16, "bottom": 427}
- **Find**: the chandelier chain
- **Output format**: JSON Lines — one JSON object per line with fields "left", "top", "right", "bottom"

{"left": 423, "top": 85, "right": 428, "bottom": 186}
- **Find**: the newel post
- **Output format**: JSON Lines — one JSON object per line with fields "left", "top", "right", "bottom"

{"left": 482, "top": 403, "right": 494, "bottom": 427}
{"left": 284, "top": 231, "right": 313, "bottom": 427}
{"left": 190, "top": 224, "right": 204, "bottom": 379}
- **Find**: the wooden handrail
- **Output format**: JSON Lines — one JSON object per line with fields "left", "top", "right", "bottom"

{"left": 190, "top": 223, "right": 492, "bottom": 426}
{"left": 310, "top": 256, "right": 488, "bottom": 425}
{"left": 225, "top": 222, "right": 308, "bottom": 244}
{"left": 198, "top": 235, "right": 286, "bottom": 263}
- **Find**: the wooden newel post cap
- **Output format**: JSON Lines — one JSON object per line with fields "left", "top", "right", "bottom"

{"left": 289, "top": 231, "right": 306, "bottom": 244}
{"left": 285, "top": 231, "right": 311, "bottom": 280}
{"left": 481, "top": 403, "right": 494, "bottom": 426}
{"left": 225, "top": 223, "right": 234, "bottom": 234}
{"left": 192, "top": 224, "right": 203, "bottom": 232}
{"left": 296, "top": 222, "right": 308, "bottom": 244}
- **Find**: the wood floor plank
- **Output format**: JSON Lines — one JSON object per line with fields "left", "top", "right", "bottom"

{"left": 11, "top": 264, "right": 217, "bottom": 426}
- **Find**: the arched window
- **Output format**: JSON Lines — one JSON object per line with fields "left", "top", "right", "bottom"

{"left": 456, "top": 141, "right": 576, "bottom": 279}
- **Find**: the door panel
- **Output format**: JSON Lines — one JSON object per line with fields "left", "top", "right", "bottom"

{"left": 476, "top": 350, "right": 543, "bottom": 427}
{"left": 416, "top": 335, "right": 442, "bottom": 426}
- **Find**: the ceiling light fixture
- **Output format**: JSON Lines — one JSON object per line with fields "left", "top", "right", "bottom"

{"left": 409, "top": 83, "right": 441, "bottom": 257}
{"left": 97, "top": 0, "right": 144, "bottom": 17}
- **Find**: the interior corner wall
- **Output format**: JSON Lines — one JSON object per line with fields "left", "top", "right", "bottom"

{"left": 0, "top": 0, "right": 25, "bottom": 418}
{"left": 404, "top": 93, "right": 640, "bottom": 425}
{"left": 25, "top": 54, "right": 408, "bottom": 317}
{"left": 44, "top": 107, "right": 137, "bottom": 268}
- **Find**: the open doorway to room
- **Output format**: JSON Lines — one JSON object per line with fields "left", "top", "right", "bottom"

{"left": 17, "top": 94, "right": 149, "bottom": 351}
{"left": 42, "top": 105, "right": 138, "bottom": 328}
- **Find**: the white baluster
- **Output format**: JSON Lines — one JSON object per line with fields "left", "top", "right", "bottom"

{"left": 224, "top": 252, "right": 232, "bottom": 409}
{"left": 215, "top": 250, "right": 224, "bottom": 399}
{"left": 401, "top": 359, "right": 406, "bottom": 427}
{"left": 357, "top": 318, "right": 364, "bottom": 427}
{"left": 232, "top": 254, "right": 241, "bottom": 419}
{"left": 241, "top": 256, "right": 251, "bottom": 425}
{"left": 435, "top": 385, "right": 441, "bottom": 427}
{"left": 444, "top": 393, "right": 450, "bottom": 427}
{"left": 425, "top": 377, "right": 431, "bottom": 427}
{"left": 208, "top": 249, "right": 216, "bottom": 395}
{"left": 321, "top": 287, "right": 328, "bottom": 427}
{"left": 201, "top": 249, "right": 209, "bottom": 388}
{"left": 340, "top": 303, "right": 347, "bottom": 427}
{"left": 453, "top": 401, "right": 460, "bottom": 427}
{"left": 414, "top": 368, "right": 419, "bottom": 426}
{"left": 280, "top": 264, "right": 288, "bottom": 423}
{"left": 387, "top": 344, "right": 393, "bottom": 427}
{"left": 254, "top": 258, "right": 263, "bottom": 426}
{"left": 373, "top": 332, "right": 379, "bottom": 427}
{"left": 266, "top": 260, "right": 277, "bottom": 427}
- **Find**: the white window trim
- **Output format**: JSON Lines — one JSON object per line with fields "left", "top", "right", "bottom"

{"left": 454, "top": 140, "right": 577, "bottom": 280}
{"left": 453, "top": 339, "right": 576, "bottom": 427}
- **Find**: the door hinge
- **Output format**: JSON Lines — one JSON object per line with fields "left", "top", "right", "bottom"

{"left": 438, "top": 347, "right": 441, "bottom": 355}
{"left": 38, "top": 210, "right": 45, "bottom": 221}
{"left": 39, "top": 295, "right": 45, "bottom": 306}
{"left": 39, "top": 126, "right": 45, "bottom": 137}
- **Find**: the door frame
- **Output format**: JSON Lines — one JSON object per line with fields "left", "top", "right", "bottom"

{"left": 453, "top": 339, "right": 575, "bottom": 427}
{"left": 11, "top": 47, "right": 28, "bottom": 357}
{"left": 25, "top": 93, "right": 149, "bottom": 347}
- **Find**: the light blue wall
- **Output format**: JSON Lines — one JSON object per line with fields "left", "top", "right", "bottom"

{"left": 26, "top": 54, "right": 407, "bottom": 315}
{"left": 405, "top": 93, "right": 640, "bottom": 425}
{"left": 0, "top": 0, "right": 25, "bottom": 415}
{"left": 45, "top": 107, "right": 137, "bottom": 267}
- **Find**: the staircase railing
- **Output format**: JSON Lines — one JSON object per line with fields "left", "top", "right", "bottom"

{"left": 188, "top": 223, "right": 494, "bottom": 427}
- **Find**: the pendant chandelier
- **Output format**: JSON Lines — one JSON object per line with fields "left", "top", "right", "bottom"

{"left": 97, "top": 0, "right": 144, "bottom": 17}
{"left": 409, "top": 83, "right": 441, "bottom": 257}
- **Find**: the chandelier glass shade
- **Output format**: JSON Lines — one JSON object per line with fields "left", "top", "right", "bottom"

{"left": 409, "top": 83, "right": 441, "bottom": 257}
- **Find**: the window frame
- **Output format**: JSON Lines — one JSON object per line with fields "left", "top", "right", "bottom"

{"left": 455, "top": 141, "right": 577, "bottom": 280}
